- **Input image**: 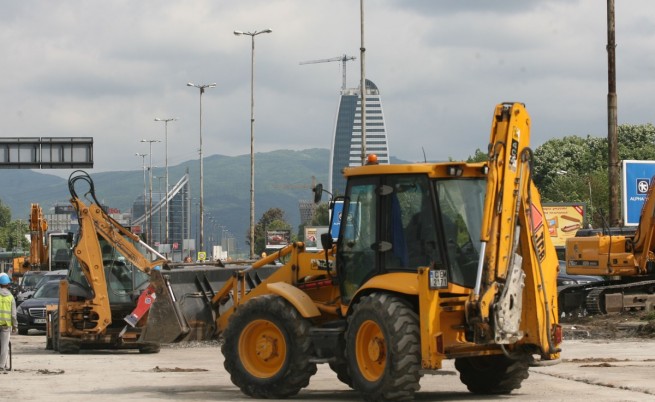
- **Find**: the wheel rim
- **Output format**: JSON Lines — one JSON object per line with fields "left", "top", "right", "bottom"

{"left": 355, "top": 319, "right": 386, "bottom": 382}
{"left": 239, "top": 319, "right": 287, "bottom": 378}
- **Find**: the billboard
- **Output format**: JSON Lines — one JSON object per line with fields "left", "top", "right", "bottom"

{"left": 304, "top": 226, "right": 329, "bottom": 251}
{"left": 266, "top": 230, "right": 291, "bottom": 249}
{"left": 542, "top": 203, "right": 585, "bottom": 247}
{"left": 622, "top": 160, "right": 655, "bottom": 226}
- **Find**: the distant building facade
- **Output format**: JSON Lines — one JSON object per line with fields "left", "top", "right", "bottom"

{"left": 329, "top": 79, "right": 390, "bottom": 195}
{"left": 131, "top": 174, "right": 191, "bottom": 261}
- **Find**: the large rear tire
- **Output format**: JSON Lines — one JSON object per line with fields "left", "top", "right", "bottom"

{"left": 52, "top": 311, "right": 60, "bottom": 352}
{"left": 222, "top": 294, "right": 317, "bottom": 398}
{"left": 455, "top": 354, "right": 529, "bottom": 394}
{"left": 345, "top": 292, "right": 422, "bottom": 401}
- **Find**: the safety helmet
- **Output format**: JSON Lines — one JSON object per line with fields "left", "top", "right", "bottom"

{"left": 0, "top": 274, "right": 10, "bottom": 285}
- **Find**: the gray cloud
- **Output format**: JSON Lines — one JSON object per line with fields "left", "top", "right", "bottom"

{"left": 0, "top": 0, "right": 653, "bottom": 181}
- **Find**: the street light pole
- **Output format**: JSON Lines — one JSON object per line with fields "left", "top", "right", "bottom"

{"left": 359, "top": 0, "right": 367, "bottom": 166}
{"left": 141, "top": 139, "right": 160, "bottom": 245}
{"left": 234, "top": 28, "right": 272, "bottom": 259}
{"left": 154, "top": 117, "right": 178, "bottom": 249}
{"left": 187, "top": 83, "right": 216, "bottom": 256}
{"left": 135, "top": 152, "right": 148, "bottom": 242}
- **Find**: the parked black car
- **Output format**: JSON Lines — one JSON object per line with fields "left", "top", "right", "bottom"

{"left": 16, "top": 270, "right": 67, "bottom": 306}
{"left": 16, "top": 280, "right": 59, "bottom": 335}
{"left": 18, "top": 271, "right": 45, "bottom": 294}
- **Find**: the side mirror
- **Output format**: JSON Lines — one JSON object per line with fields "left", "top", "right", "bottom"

{"left": 321, "top": 232, "right": 333, "bottom": 251}
{"left": 313, "top": 183, "right": 323, "bottom": 204}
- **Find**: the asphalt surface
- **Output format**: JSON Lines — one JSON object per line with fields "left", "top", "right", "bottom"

{"left": 1, "top": 332, "right": 654, "bottom": 401}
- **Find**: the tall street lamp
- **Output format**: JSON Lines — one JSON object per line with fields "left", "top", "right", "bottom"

{"left": 154, "top": 117, "right": 178, "bottom": 248}
{"left": 135, "top": 152, "right": 148, "bottom": 242}
{"left": 187, "top": 82, "right": 216, "bottom": 255}
{"left": 141, "top": 139, "right": 161, "bottom": 245}
{"left": 234, "top": 28, "right": 272, "bottom": 259}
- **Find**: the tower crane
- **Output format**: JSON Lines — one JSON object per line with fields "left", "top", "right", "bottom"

{"left": 299, "top": 54, "right": 356, "bottom": 90}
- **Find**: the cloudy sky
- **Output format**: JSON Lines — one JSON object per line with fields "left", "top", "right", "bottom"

{"left": 2, "top": 1, "right": 654, "bottom": 177}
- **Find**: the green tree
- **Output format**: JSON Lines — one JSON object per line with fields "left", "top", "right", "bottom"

{"left": 466, "top": 148, "right": 488, "bottom": 163}
{"left": 0, "top": 199, "right": 10, "bottom": 228}
{"left": 533, "top": 124, "right": 655, "bottom": 227}
{"left": 0, "top": 219, "right": 29, "bottom": 252}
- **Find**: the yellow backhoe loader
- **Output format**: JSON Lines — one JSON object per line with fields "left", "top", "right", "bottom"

{"left": 143, "top": 102, "right": 561, "bottom": 400}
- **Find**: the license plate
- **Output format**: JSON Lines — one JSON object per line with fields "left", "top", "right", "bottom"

{"left": 33, "top": 318, "right": 46, "bottom": 324}
{"left": 429, "top": 269, "right": 448, "bottom": 289}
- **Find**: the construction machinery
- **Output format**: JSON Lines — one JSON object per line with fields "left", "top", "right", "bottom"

{"left": 562, "top": 182, "right": 655, "bottom": 315}
{"left": 144, "top": 102, "right": 561, "bottom": 400}
{"left": 13, "top": 204, "right": 72, "bottom": 277}
{"left": 46, "top": 171, "right": 249, "bottom": 353}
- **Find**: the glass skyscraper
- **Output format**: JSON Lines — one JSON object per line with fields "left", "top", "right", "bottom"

{"left": 329, "top": 79, "right": 390, "bottom": 196}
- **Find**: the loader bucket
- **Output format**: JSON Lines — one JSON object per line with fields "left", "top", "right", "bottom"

{"left": 139, "top": 264, "right": 280, "bottom": 343}
{"left": 139, "top": 269, "right": 191, "bottom": 343}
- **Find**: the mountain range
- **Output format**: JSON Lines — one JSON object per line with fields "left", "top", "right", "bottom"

{"left": 1, "top": 148, "right": 333, "bottom": 244}
{"left": 0, "top": 148, "right": 412, "bottom": 249}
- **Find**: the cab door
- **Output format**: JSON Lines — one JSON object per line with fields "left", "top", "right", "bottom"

{"left": 336, "top": 176, "right": 380, "bottom": 304}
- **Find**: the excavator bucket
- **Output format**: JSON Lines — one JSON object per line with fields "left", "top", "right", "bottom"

{"left": 138, "top": 269, "right": 191, "bottom": 343}
{"left": 138, "top": 264, "right": 281, "bottom": 343}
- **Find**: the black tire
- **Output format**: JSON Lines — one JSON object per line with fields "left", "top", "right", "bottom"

{"left": 52, "top": 311, "right": 60, "bottom": 352}
{"left": 58, "top": 339, "right": 80, "bottom": 354}
{"left": 455, "top": 354, "right": 529, "bottom": 394}
{"left": 329, "top": 360, "right": 353, "bottom": 388}
{"left": 221, "top": 294, "right": 317, "bottom": 398}
{"left": 138, "top": 342, "right": 161, "bottom": 354}
{"left": 45, "top": 334, "right": 52, "bottom": 350}
{"left": 345, "top": 292, "right": 422, "bottom": 402}
{"left": 18, "top": 328, "right": 28, "bottom": 336}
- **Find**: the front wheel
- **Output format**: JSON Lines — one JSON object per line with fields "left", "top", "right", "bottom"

{"left": 345, "top": 293, "right": 422, "bottom": 401}
{"left": 455, "top": 354, "right": 529, "bottom": 394}
{"left": 222, "top": 294, "right": 317, "bottom": 398}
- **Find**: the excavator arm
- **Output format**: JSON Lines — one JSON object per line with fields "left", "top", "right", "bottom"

{"left": 28, "top": 203, "right": 49, "bottom": 268}
{"left": 63, "top": 171, "right": 185, "bottom": 338}
{"left": 467, "top": 103, "right": 561, "bottom": 359}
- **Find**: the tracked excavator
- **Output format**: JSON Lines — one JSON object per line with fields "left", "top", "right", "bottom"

{"left": 142, "top": 102, "right": 561, "bottom": 400}
{"left": 562, "top": 179, "right": 655, "bottom": 315}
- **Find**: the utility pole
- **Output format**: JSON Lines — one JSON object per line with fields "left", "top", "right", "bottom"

{"left": 359, "top": 0, "right": 367, "bottom": 166}
{"left": 607, "top": 0, "right": 619, "bottom": 226}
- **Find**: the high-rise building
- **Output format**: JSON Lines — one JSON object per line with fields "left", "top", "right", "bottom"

{"left": 329, "top": 79, "right": 390, "bottom": 196}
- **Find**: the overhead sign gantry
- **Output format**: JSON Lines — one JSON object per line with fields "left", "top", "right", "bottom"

{"left": 0, "top": 137, "right": 93, "bottom": 169}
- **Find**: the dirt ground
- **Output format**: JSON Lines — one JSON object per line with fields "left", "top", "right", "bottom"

{"left": 1, "top": 312, "right": 655, "bottom": 402}
{"left": 560, "top": 311, "right": 655, "bottom": 340}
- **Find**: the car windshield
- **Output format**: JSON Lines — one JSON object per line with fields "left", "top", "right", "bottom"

{"left": 34, "top": 273, "right": 65, "bottom": 289}
{"left": 21, "top": 274, "right": 43, "bottom": 288}
{"left": 33, "top": 281, "right": 60, "bottom": 299}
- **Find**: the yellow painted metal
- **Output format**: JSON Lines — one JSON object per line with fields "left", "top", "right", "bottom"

{"left": 566, "top": 235, "right": 640, "bottom": 276}
{"left": 468, "top": 103, "right": 560, "bottom": 359}
{"left": 356, "top": 272, "right": 419, "bottom": 296}
{"left": 238, "top": 319, "right": 287, "bottom": 378}
{"left": 58, "top": 196, "right": 167, "bottom": 340}
{"left": 355, "top": 319, "right": 386, "bottom": 382}
{"left": 266, "top": 282, "right": 321, "bottom": 318}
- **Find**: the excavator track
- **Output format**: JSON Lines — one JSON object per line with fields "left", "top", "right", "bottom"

{"left": 564, "top": 279, "right": 655, "bottom": 315}
{"left": 584, "top": 288, "right": 604, "bottom": 315}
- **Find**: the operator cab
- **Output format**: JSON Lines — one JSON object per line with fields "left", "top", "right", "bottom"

{"left": 67, "top": 237, "right": 150, "bottom": 304}
{"left": 326, "top": 163, "right": 486, "bottom": 304}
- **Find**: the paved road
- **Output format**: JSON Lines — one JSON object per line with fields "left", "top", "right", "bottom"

{"left": 1, "top": 333, "right": 654, "bottom": 401}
